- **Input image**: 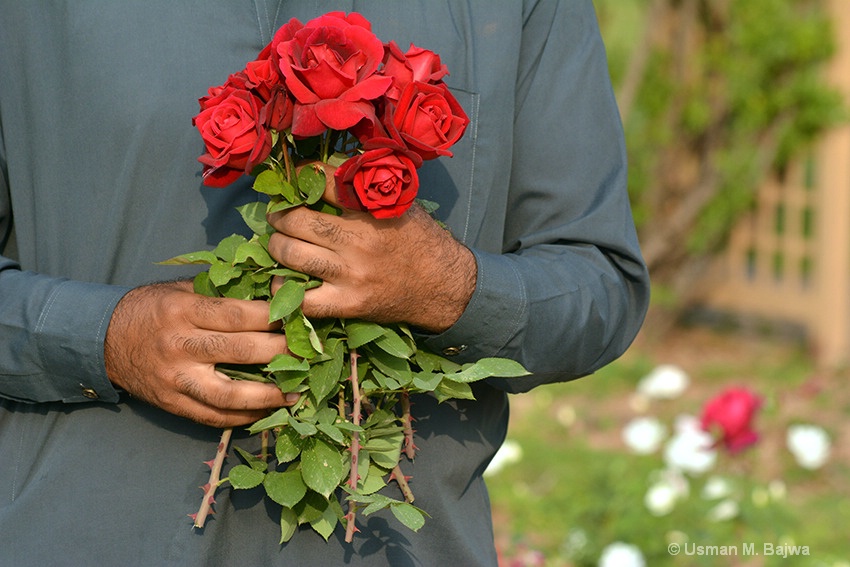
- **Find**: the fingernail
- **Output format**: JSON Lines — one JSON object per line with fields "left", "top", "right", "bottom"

{"left": 285, "top": 392, "right": 301, "bottom": 404}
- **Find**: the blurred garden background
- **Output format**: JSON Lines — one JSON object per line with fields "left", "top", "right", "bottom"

{"left": 487, "top": 0, "right": 850, "bottom": 565}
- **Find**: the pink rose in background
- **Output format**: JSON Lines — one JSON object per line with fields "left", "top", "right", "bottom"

{"left": 273, "top": 13, "right": 392, "bottom": 137}
{"left": 700, "top": 387, "right": 762, "bottom": 452}
{"left": 194, "top": 89, "right": 272, "bottom": 187}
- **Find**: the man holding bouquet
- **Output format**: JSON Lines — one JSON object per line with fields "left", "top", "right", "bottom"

{"left": 0, "top": 1, "right": 649, "bottom": 565}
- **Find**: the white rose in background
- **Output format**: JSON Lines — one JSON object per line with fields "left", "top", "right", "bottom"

{"left": 701, "top": 475, "right": 734, "bottom": 500}
{"left": 622, "top": 416, "right": 667, "bottom": 454}
{"left": 644, "top": 468, "right": 689, "bottom": 516}
{"left": 706, "top": 498, "right": 740, "bottom": 522}
{"left": 598, "top": 541, "right": 646, "bottom": 567}
{"left": 637, "top": 364, "right": 690, "bottom": 400}
{"left": 484, "top": 439, "right": 523, "bottom": 477}
{"left": 663, "top": 415, "right": 717, "bottom": 474}
{"left": 786, "top": 424, "right": 831, "bottom": 470}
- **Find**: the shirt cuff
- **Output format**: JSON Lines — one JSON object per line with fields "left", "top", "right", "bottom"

{"left": 419, "top": 250, "right": 526, "bottom": 362}
{"left": 35, "top": 280, "right": 132, "bottom": 403}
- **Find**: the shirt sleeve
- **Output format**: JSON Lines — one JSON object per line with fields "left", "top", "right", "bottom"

{"left": 0, "top": 259, "right": 130, "bottom": 403}
{"left": 421, "top": 0, "right": 650, "bottom": 392}
{"left": 0, "top": 136, "right": 129, "bottom": 403}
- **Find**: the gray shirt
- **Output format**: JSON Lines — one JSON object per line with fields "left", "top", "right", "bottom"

{"left": 0, "top": 1, "right": 649, "bottom": 565}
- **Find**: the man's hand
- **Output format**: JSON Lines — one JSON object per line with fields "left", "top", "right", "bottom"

{"left": 104, "top": 280, "right": 296, "bottom": 427}
{"left": 266, "top": 165, "right": 477, "bottom": 333}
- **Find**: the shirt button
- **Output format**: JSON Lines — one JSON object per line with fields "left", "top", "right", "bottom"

{"left": 81, "top": 387, "right": 99, "bottom": 400}
{"left": 441, "top": 345, "right": 468, "bottom": 356}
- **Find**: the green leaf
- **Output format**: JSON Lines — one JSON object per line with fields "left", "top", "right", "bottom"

{"left": 344, "top": 320, "right": 386, "bottom": 349}
{"left": 316, "top": 422, "right": 346, "bottom": 445}
{"left": 157, "top": 250, "right": 218, "bottom": 265}
{"left": 301, "top": 437, "right": 347, "bottom": 499}
{"left": 358, "top": 462, "right": 388, "bottom": 495}
{"left": 234, "top": 240, "right": 275, "bottom": 268}
{"left": 273, "top": 371, "right": 309, "bottom": 392}
{"left": 315, "top": 407, "right": 340, "bottom": 426}
{"left": 449, "top": 357, "right": 530, "bottom": 383}
{"left": 266, "top": 197, "right": 301, "bottom": 215}
{"left": 295, "top": 491, "right": 343, "bottom": 542}
{"left": 208, "top": 261, "right": 242, "bottom": 287}
{"left": 218, "top": 273, "right": 255, "bottom": 300}
{"left": 415, "top": 198, "right": 440, "bottom": 216}
{"left": 364, "top": 346, "right": 412, "bottom": 383}
{"left": 264, "top": 470, "right": 308, "bottom": 508}
{"left": 276, "top": 426, "right": 305, "bottom": 463}
{"left": 434, "top": 380, "right": 475, "bottom": 402}
{"left": 192, "top": 271, "right": 220, "bottom": 297}
{"left": 233, "top": 445, "right": 268, "bottom": 472}
{"left": 308, "top": 339, "right": 345, "bottom": 404}
{"left": 363, "top": 429, "right": 403, "bottom": 469}
{"left": 297, "top": 164, "right": 326, "bottom": 205}
{"left": 253, "top": 169, "right": 287, "bottom": 197}
{"left": 289, "top": 419, "right": 318, "bottom": 438}
{"left": 285, "top": 310, "right": 322, "bottom": 359}
{"left": 213, "top": 234, "right": 247, "bottom": 262}
{"left": 373, "top": 328, "right": 415, "bottom": 358}
{"left": 264, "top": 353, "right": 310, "bottom": 373}
{"left": 237, "top": 201, "right": 274, "bottom": 236}
{"left": 279, "top": 506, "right": 298, "bottom": 544}
{"left": 412, "top": 371, "right": 443, "bottom": 392}
{"left": 247, "top": 407, "right": 290, "bottom": 434}
{"left": 360, "top": 493, "right": 394, "bottom": 516}
{"left": 269, "top": 280, "right": 306, "bottom": 323}
{"left": 228, "top": 464, "right": 265, "bottom": 490}
{"left": 413, "top": 349, "right": 453, "bottom": 373}
{"left": 390, "top": 503, "right": 427, "bottom": 532}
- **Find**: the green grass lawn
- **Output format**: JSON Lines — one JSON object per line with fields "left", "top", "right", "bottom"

{"left": 487, "top": 327, "right": 850, "bottom": 566}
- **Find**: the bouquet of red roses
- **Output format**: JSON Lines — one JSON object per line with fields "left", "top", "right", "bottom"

{"left": 164, "top": 11, "right": 526, "bottom": 545}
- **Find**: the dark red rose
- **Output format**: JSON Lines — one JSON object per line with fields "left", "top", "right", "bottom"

{"left": 193, "top": 89, "right": 272, "bottom": 187}
{"left": 382, "top": 41, "right": 448, "bottom": 101}
{"left": 243, "top": 58, "right": 282, "bottom": 101}
{"left": 273, "top": 12, "right": 392, "bottom": 137}
{"left": 260, "top": 85, "right": 295, "bottom": 131}
{"left": 384, "top": 81, "right": 469, "bottom": 160}
{"left": 333, "top": 145, "right": 422, "bottom": 218}
{"left": 700, "top": 387, "right": 762, "bottom": 452}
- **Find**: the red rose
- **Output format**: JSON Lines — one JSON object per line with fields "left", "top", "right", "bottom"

{"left": 334, "top": 145, "right": 422, "bottom": 218}
{"left": 273, "top": 13, "right": 392, "bottom": 137}
{"left": 243, "top": 58, "right": 282, "bottom": 101}
{"left": 384, "top": 81, "right": 469, "bottom": 160}
{"left": 193, "top": 89, "right": 272, "bottom": 187}
{"left": 382, "top": 41, "right": 448, "bottom": 101}
{"left": 700, "top": 387, "right": 762, "bottom": 452}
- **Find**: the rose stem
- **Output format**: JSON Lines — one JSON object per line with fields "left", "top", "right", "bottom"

{"left": 260, "top": 429, "right": 270, "bottom": 462}
{"left": 192, "top": 427, "right": 233, "bottom": 529}
{"left": 345, "top": 349, "right": 362, "bottom": 543}
{"left": 401, "top": 389, "right": 416, "bottom": 460}
{"left": 390, "top": 464, "right": 415, "bottom": 503}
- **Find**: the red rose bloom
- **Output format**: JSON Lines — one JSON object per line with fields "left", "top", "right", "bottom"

{"left": 334, "top": 145, "right": 422, "bottom": 218}
{"left": 243, "top": 58, "right": 282, "bottom": 101}
{"left": 273, "top": 12, "right": 392, "bottom": 137}
{"left": 193, "top": 89, "right": 272, "bottom": 187}
{"left": 700, "top": 387, "right": 762, "bottom": 452}
{"left": 382, "top": 41, "right": 448, "bottom": 101}
{"left": 386, "top": 81, "right": 469, "bottom": 160}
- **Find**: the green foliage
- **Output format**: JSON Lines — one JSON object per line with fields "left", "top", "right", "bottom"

{"left": 597, "top": 0, "right": 846, "bottom": 309}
